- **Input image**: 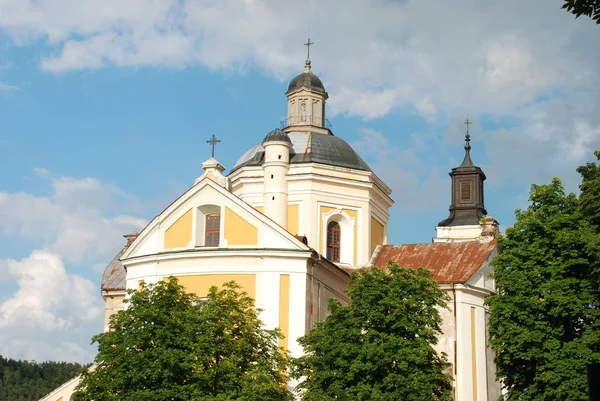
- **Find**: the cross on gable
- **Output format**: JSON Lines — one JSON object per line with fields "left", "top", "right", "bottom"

{"left": 207, "top": 134, "right": 221, "bottom": 158}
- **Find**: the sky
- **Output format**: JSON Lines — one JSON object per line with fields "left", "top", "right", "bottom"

{"left": 0, "top": 0, "right": 599, "bottom": 364}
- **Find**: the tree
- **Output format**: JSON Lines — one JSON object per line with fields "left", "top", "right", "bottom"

{"left": 577, "top": 150, "right": 600, "bottom": 228}
{"left": 293, "top": 263, "right": 453, "bottom": 401}
{"left": 73, "top": 277, "right": 291, "bottom": 401}
{"left": 486, "top": 177, "right": 600, "bottom": 400}
{"left": 0, "top": 356, "right": 83, "bottom": 401}
{"left": 562, "top": 0, "right": 600, "bottom": 24}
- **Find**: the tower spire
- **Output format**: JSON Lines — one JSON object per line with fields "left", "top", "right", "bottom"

{"left": 460, "top": 118, "right": 474, "bottom": 167}
{"left": 304, "top": 37, "right": 314, "bottom": 72}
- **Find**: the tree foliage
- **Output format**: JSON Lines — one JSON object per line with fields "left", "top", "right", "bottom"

{"left": 73, "top": 277, "right": 291, "bottom": 401}
{"left": 562, "top": 0, "right": 600, "bottom": 24}
{"left": 487, "top": 170, "right": 600, "bottom": 400}
{"left": 0, "top": 356, "right": 83, "bottom": 401}
{"left": 577, "top": 150, "right": 600, "bottom": 228}
{"left": 293, "top": 263, "right": 453, "bottom": 401}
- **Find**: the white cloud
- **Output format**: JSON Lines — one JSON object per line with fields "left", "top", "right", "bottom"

{"left": 0, "top": 171, "right": 146, "bottom": 264}
{"left": 0, "top": 81, "right": 19, "bottom": 91}
{"left": 2, "top": 0, "right": 598, "bottom": 190}
{"left": 0, "top": 171, "right": 145, "bottom": 362}
{"left": 0, "top": 250, "right": 103, "bottom": 362}
{"left": 0, "top": 0, "right": 596, "bottom": 120}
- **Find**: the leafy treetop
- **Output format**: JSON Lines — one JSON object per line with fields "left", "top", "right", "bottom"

{"left": 293, "top": 263, "right": 453, "bottom": 401}
{"left": 487, "top": 174, "right": 600, "bottom": 400}
{"left": 73, "top": 277, "right": 292, "bottom": 401}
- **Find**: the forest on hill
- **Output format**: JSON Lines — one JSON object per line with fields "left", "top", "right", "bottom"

{"left": 0, "top": 355, "right": 83, "bottom": 401}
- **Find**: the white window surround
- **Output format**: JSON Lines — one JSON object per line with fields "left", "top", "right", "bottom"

{"left": 193, "top": 204, "right": 225, "bottom": 247}
{"left": 322, "top": 209, "right": 355, "bottom": 265}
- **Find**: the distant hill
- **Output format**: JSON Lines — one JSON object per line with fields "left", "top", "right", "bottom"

{"left": 0, "top": 355, "right": 84, "bottom": 401}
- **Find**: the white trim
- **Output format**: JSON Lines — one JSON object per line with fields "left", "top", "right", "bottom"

{"left": 124, "top": 248, "right": 314, "bottom": 267}
{"left": 322, "top": 208, "right": 356, "bottom": 265}
{"left": 122, "top": 178, "right": 309, "bottom": 260}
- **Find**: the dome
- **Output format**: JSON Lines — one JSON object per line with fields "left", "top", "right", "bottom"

{"left": 231, "top": 132, "right": 372, "bottom": 173}
{"left": 286, "top": 70, "right": 327, "bottom": 95}
{"left": 262, "top": 128, "right": 292, "bottom": 145}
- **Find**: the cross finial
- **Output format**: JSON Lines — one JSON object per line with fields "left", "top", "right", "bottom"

{"left": 464, "top": 117, "right": 472, "bottom": 138}
{"left": 459, "top": 116, "right": 474, "bottom": 167}
{"left": 206, "top": 134, "right": 221, "bottom": 158}
{"left": 464, "top": 117, "right": 472, "bottom": 151}
{"left": 304, "top": 37, "right": 314, "bottom": 61}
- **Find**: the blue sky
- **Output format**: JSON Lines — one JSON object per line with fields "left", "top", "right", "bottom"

{"left": 0, "top": 0, "right": 599, "bottom": 363}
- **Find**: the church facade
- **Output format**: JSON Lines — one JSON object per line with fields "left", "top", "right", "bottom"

{"left": 41, "top": 54, "right": 501, "bottom": 401}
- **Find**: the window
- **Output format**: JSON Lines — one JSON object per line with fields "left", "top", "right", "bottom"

{"left": 205, "top": 213, "right": 220, "bottom": 246}
{"left": 460, "top": 181, "right": 472, "bottom": 203}
{"left": 300, "top": 102, "right": 307, "bottom": 122}
{"left": 327, "top": 221, "right": 341, "bottom": 262}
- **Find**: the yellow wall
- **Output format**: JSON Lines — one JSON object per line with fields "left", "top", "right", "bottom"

{"left": 319, "top": 206, "right": 336, "bottom": 255}
{"left": 278, "top": 274, "right": 290, "bottom": 349}
{"left": 319, "top": 206, "right": 358, "bottom": 265}
{"left": 287, "top": 204, "right": 299, "bottom": 235}
{"left": 176, "top": 274, "right": 256, "bottom": 299}
{"left": 224, "top": 207, "right": 258, "bottom": 246}
{"left": 370, "top": 217, "right": 385, "bottom": 254}
{"left": 254, "top": 204, "right": 298, "bottom": 235}
{"left": 164, "top": 208, "right": 192, "bottom": 248}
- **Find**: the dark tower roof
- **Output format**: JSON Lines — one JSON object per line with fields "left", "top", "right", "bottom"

{"left": 438, "top": 124, "right": 487, "bottom": 227}
{"left": 286, "top": 39, "right": 328, "bottom": 99}
{"left": 262, "top": 128, "right": 292, "bottom": 145}
{"left": 286, "top": 62, "right": 327, "bottom": 95}
{"left": 231, "top": 131, "right": 371, "bottom": 173}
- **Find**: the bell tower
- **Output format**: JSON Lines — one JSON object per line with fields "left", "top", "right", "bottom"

{"left": 435, "top": 119, "right": 497, "bottom": 242}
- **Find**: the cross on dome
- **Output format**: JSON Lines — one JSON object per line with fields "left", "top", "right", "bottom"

{"left": 304, "top": 37, "right": 314, "bottom": 71}
{"left": 304, "top": 37, "right": 314, "bottom": 61}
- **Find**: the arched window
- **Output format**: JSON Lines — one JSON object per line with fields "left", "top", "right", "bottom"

{"left": 327, "top": 221, "right": 341, "bottom": 262}
{"left": 205, "top": 213, "right": 220, "bottom": 246}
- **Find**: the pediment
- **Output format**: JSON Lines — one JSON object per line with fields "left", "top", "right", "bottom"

{"left": 122, "top": 178, "right": 309, "bottom": 260}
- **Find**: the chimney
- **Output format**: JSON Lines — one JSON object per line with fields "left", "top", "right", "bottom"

{"left": 479, "top": 216, "right": 499, "bottom": 242}
{"left": 124, "top": 231, "right": 139, "bottom": 247}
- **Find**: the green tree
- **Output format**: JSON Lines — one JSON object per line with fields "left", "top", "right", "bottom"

{"left": 293, "top": 263, "right": 453, "bottom": 401}
{"left": 0, "top": 355, "right": 83, "bottom": 401}
{"left": 73, "top": 277, "right": 291, "bottom": 401}
{"left": 562, "top": 0, "right": 600, "bottom": 24}
{"left": 486, "top": 177, "right": 600, "bottom": 400}
{"left": 577, "top": 150, "right": 600, "bottom": 228}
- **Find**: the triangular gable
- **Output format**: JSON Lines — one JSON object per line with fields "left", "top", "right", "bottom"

{"left": 123, "top": 178, "right": 309, "bottom": 260}
{"left": 370, "top": 241, "right": 497, "bottom": 284}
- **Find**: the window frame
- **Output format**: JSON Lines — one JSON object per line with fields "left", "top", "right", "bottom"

{"left": 204, "top": 213, "right": 221, "bottom": 247}
{"left": 326, "top": 221, "right": 341, "bottom": 262}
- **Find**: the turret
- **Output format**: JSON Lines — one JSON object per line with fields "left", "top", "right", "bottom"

{"left": 261, "top": 129, "right": 292, "bottom": 229}
{"left": 435, "top": 119, "right": 498, "bottom": 242}
{"left": 283, "top": 38, "right": 330, "bottom": 134}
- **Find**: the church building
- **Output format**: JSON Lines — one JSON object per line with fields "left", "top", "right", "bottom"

{"left": 41, "top": 48, "right": 501, "bottom": 401}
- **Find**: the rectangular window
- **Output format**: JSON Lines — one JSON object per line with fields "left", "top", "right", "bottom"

{"left": 327, "top": 221, "right": 341, "bottom": 262}
{"left": 205, "top": 214, "right": 220, "bottom": 246}
{"left": 460, "top": 182, "right": 472, "bottom": 203}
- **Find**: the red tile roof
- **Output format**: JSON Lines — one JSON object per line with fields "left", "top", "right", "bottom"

{"left": 370, "top": 241, "right": 497, "bottom": 284}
